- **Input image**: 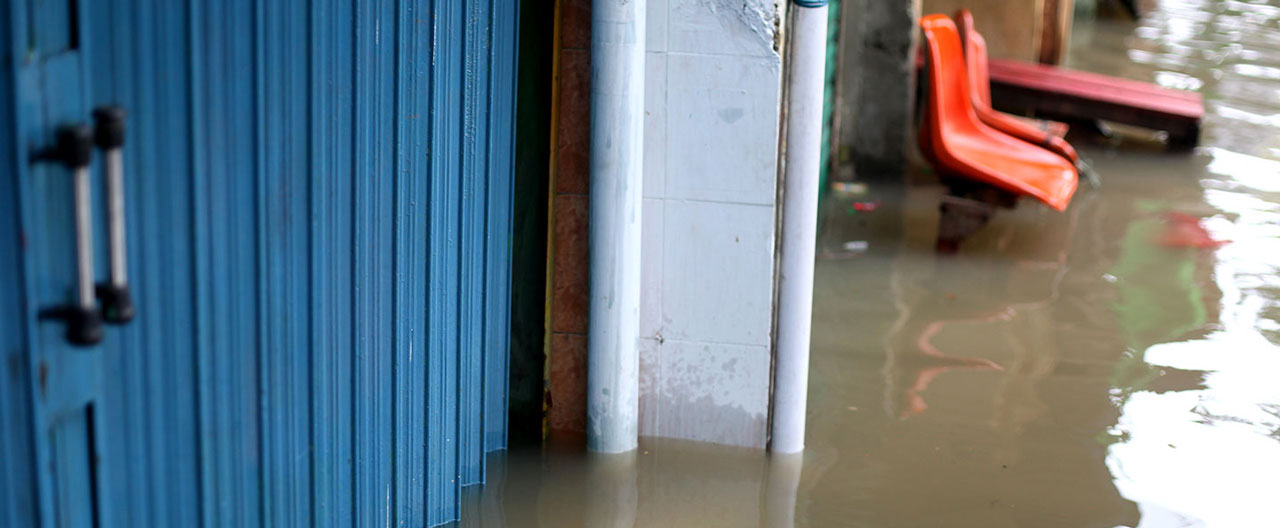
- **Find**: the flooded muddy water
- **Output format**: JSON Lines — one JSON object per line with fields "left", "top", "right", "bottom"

{"left": 459, "top": 1, "right": 1280, "bottom": 526}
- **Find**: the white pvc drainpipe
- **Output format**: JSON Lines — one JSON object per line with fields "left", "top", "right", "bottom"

{"left": 587, "top": 0, "right": 646, "bottom": 453}
{"left": 772, "top": 0, "right": 829, "bottom": 454}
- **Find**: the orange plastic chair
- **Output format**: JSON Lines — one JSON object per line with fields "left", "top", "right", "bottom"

{"left": 956, "top": 10, "right": 1099, "bottom": 187}
{"left": 957, "top": 11, "right": 1069, "bottom": 139}
{"left": 919, "top": 14, "right": 1077, "bottom": 211}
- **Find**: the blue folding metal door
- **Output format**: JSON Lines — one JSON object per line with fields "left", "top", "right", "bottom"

{"left": 0, "top": 0, "right": 519, "bottom": 526}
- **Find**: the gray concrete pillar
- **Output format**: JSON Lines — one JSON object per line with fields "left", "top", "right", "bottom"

{"left": 832, "top": 0, "right": 921, "bottom": 181}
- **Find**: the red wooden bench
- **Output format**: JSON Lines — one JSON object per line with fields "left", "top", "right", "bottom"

{"left": 986, "top": 58, "right": 1204, "bottom": 148}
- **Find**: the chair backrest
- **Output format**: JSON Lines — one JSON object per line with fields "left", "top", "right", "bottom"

{"left": 920, "top": 14, "right": 981, "bottom": 140}
{"left": 955, "top": 10, "right": 993, "bottom": 108}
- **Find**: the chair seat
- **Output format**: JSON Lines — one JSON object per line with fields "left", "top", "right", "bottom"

{"left": 941, "top": 124, "right": 1077, "bottom": 211}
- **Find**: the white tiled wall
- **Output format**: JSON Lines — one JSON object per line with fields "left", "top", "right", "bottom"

{"left": 666, "top": 54, "right": 780, "bottom": 205}
{"left": 660, "top": 200, "right": 774, "bottom": 345}
{"left": 639, "top": 0, "right": 783, "bottom": 448}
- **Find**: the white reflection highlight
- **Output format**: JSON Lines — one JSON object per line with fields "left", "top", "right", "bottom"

{"left": 1204, "top": 148, "right": 1280, "bottom": 192}
{"left": 1106, "top": 145, "right": 1280, "bottom": 526}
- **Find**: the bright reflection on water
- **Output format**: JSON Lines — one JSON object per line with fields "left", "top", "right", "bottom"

{"left": 459, "top": 1, "right": 1280, "bottom": 526}
{"left": 1102, "top": 149, "right": 1280, "bottom": 525}
{"left": 1101, "top": 147, "right": 1280, "bottom": 526}
{"left": 1071, "top": 1, "right": 1280, "bottom": 525}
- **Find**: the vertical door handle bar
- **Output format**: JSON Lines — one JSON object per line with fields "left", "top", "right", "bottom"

{"left": 93, "top": 106, "right": 134, "bottom": 323}
{"left": 34, "top": 124, "right": 104, "bottom": 346}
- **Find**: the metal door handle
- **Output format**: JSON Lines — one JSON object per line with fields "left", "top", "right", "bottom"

{"left": 34, "top": 124, "right": 104, "bottom": 346}
{"left": 92, "top": 106, "right": 134, "bottom": 324}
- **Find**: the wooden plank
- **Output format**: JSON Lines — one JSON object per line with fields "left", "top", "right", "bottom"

{"left": 989, "top": 59, "right": 1203, "bottom": 118}
{"left": 986, "top": 58, "right": 1203, "bottom": 146}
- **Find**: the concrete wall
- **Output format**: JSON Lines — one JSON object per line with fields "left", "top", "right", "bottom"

{"left": 639, "top": 0, "right": 784, "bottom": 448}
{"left": 544, "top": 0, "right": 784, "bottom": 448}
{"left": 832, "top": 0, "right": 920, "bottom": 181}
{"left": 919, "top": 0, "right": 1075, "bottom": 63}
{"left": 921, "top": 0, "right": 1044, "bottom": 61}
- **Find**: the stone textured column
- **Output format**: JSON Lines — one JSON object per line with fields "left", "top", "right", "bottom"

{"left": 833, "top": 0, "right": 920, "bottom": 181}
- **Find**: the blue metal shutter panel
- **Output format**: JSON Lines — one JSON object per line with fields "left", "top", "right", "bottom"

{"left": 486, "top": 0, "right": 519, "bottom": 455}
{"left": 429, "top": 0, "right": 466, "bottom": 521}
{"left": 0, "top": 4, "right": 37, "bottom": 525}
{"left": 85, "top": 1, "right": 203, "bottom": 527}
{"left": 11, "top": 1, "right": 102, "bottom": 526}
{"left": 392, "top": 1, "right": 434, "bottom": 525}
{"left": 310, "top": 0, "right": 359, "bottom": 524}
{"left": 460, "top": 0, "right": 494, "bottom": 488}
{"left": 188, "top": 1, "right": 265, "bottom": 525}
{"left": 2, "top": 0, "right": 519, "bottom": 526}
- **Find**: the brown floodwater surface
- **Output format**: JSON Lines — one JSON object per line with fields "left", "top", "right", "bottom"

{"left": 460, "top": 1, "right": 1280, "bottom": 526}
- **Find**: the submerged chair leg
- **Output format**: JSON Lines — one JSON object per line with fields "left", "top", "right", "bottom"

{"left": 937, "top": 195, "right": 993, "bottom": 253}
{"left": 936, "top": 181, "right": 1019, "bottom": 253}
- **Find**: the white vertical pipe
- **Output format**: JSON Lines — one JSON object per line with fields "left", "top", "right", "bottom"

{"left": 772, "top": 2, "right": 829, "bottom": 454}
{"left": 587, "top": 0, "right": 645, "bottom": 453}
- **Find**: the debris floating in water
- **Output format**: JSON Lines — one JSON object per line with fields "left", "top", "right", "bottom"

{"left": 845, "top": 201, "right": 881, "bottom": 215}
{"left": 831, "top": 181, "right": 868, "bottom": 196}
{"left": 1158, "top": 211, "right": 1229, "bottom": 248}
{"left": 819, "top": 240, "right": 870, "bottom": 260}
